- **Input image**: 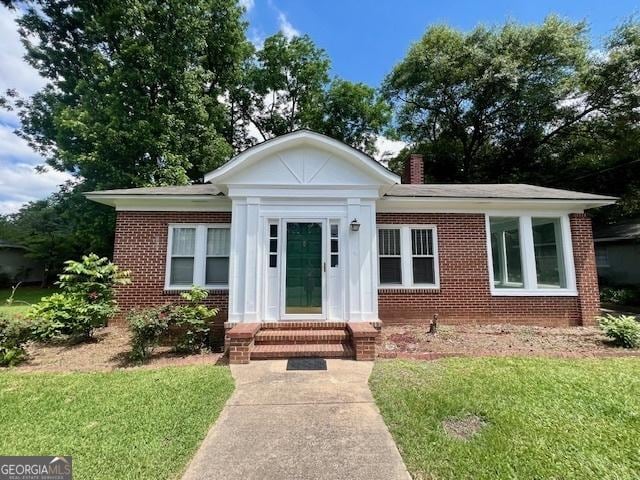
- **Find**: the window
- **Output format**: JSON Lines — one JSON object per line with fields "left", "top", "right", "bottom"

{"left": 487, "top": 215, "right": 575, "bottom": 295}
{"left": 170, "top": 227, "right": 196, "bottom": 286}
{"left": 378, "top": 228, "right": 402, "bottom": 284}
{"left": 412, "top": 229, "right": 435, "bottom": 284}
{"left": 166, "top": 224, "right": 230, "bottom": 289}
{"left": 206, "top": 228, "right": 230, "bottom": 285}
{"left": 378, "top": 226, "right": 439, "bottom": 287}
{"left": 595, "top": 245, "right": 609, "bottom": 267}
{"left": 330, "top": 223, "right": 339, "bottom": 268}
{"left": 269, "top": 223, "right": 278, "bottom": 268}
{"left": 489, "top": 217, "right": 524, "bottom": 288}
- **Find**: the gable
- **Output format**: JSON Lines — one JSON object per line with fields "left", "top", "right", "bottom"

{"left": 204, "top": 130, "right": 399, "bottom": 188}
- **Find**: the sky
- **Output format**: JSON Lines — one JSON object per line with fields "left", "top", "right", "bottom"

{"left": 1, "top": 0, "right": 638, "bottom": 215}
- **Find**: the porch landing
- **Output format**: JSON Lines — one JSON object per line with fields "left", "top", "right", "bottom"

{"left": 225, "top": 321, "right": 380, "bottom": 363}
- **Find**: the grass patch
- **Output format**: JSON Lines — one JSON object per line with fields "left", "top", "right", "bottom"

{"left": 370, "top": 357, "right": 640, "bottom": 480}
{"left": 0, "top": 286, "right": 56, "bottom": 317}
{"left": 0, "top": 365, "right": 234, "bottom": 479}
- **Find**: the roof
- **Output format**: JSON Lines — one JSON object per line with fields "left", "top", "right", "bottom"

{"left": 0, "top": 240, "right": 26, "bottom": 250}
{"left": 594, "top": 220, "right": 640, "bottom": 242}
{"left": 384, "top": 184, "right": 617, "bottom": 201}
{"left": 86, "top": 184, "right": 222, "bottom": 196}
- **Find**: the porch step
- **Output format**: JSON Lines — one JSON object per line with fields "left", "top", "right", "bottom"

{"left": 255, "top": 329, "right": 348, "bottom": 345}
{"left": 259, "top": 321, "right": 348, "bottom": 330}
{"left": 251, "top": 343, "right": 354, "bottom": 360}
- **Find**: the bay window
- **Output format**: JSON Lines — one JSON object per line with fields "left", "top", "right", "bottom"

{"left": 487, "top": 215, "right": 576, "bottom": 295}
{"left": 378, "top": 225, "right": 439, "bottom": 288}
{"left": 166, "top": 224, "right": 230, "bottom": 289}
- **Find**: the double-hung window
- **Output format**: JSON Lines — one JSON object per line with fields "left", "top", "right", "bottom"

{"left": 166, "top": 224, "right": 230, "bottom": 289}
{"left": 487, "top": 215, "right": 576, "bottom": 295}
{"left": 378, "top": 225, "right": 439, "bottom": 288}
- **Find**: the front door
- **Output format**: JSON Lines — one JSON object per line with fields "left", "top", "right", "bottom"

{"left": 284, "top": 222, "right": 324, "bottom": 317}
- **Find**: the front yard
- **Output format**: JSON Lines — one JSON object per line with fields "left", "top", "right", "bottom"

{"left": 0, "top": 366, "right": 234, "bottom": 480}
{"left": 0, "top": 286, "right": 56, "bottom": 318}
{"left": 370, "top": 357, "right": 640, "bottom": 480}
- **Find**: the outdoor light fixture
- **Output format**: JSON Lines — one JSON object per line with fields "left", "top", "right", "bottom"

{"left": 350, "top": 219, "right": 360, "bottom": 232}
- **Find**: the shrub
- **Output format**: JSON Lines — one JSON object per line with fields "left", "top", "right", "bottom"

{"left": 28, "top": 254, "right": 131, "bottom": 342}
{"left": 29, "top": 293, "right": 116, "bottom": 340}
{"left": 0, "top": 315, "right": 31, "bottom": 366}
{"left": 128, "top": 306, "right": 171, "bottom": 361}
{"left": 169, "top": 287, "right": 218, "bottom": 353}
{"left": 598, "top": 314, "right": 640, "bottom": 348}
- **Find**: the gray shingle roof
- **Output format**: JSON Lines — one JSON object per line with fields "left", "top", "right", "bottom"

{"left": 87, "top": 184, "right": 222, "bottom": 196}
{"left": 385, "top": 184, "right": 617, "bottom": 201}
{"left": 594, "top": 221, "right": 640, "bottom": 241}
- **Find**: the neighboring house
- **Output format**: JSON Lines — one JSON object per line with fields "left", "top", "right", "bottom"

{"left": 86, "top": 130, "right": 615, "bottom": 362}
{"left": 593, "top": 220, "right": 640, "bottom": 286}
{"left": 0, "top": 240, "right": 45, "bottom": 286}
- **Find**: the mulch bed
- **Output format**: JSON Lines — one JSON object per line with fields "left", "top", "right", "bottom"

{"left": 13, "top": 326, "right": 225, "bottom": 373}
{"left": 379, "top": 323, "right": 640, "bottom": 360}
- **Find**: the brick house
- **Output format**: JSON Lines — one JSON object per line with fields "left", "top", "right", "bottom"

{"left": 87, "top": 130, "right": 615, "bottom": 362}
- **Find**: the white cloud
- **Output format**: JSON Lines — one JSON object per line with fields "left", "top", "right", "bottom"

{"left": 277, "top": 12, "right": 299, "bottom": 40}
{"left": 374, "top": 136, "right": 406, "bottom": 163}
{"left": 0, "top": 8, "right": 70, "bottom": 215}
{"left": 238, "top": 0, "right": 255, "bottom": 12}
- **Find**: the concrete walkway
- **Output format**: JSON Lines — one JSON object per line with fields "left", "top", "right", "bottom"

{"left": 182, "top": 359, "right": 411, "bottom": 480}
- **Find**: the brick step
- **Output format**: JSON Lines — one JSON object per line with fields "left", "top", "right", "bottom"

{"left": 251, "top": 343, "right": 354, "bottom": 360}
{"left": 254, "top": 329, "right": 349, "bottom": 345}
{"left": 259, "top": 321, "right": 347, "bottom": 330}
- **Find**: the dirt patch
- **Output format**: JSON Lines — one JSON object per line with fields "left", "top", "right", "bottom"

{"left": 379, "top": 324, "right": 640, "bottom": 359}
{"left": 442, "top": 415, "right": 487, "bottom": 441}
{"left": 12, "top": 326, "right": 225, "bottom": 373}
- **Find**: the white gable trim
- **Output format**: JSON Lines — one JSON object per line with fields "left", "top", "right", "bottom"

{"left": 203, "top": 130, "right": 400, "bottom": 186}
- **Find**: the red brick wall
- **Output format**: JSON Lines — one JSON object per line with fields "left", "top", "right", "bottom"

{"left": 376, "top": 212, "right": 599, "bottom": 327}
{"left": 112, "top": 211, "right": 231, "bottom": 342}
{"left": 402, "top": 154, "right": 424, "bottom": 184}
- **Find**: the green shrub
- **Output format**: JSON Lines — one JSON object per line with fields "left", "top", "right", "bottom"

{"left": 128, "top": 306, "right": 171, "bottom": 361}
{"left": 598, "top": 314, "right": 640, "bottom": 348}
{"left": 0, "top": 315, "right": 31, "bottom": 366}
{"left": 169, "top": 287, "right": 217, "bottom": 354}
{"left": 28, "top": 254, "right": 131, "bottom": 342}
{"left": 29, "top": 292, "right": 116, "bottom": 340}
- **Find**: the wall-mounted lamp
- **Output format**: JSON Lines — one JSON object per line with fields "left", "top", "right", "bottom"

{"left": 350, "top": 219, "right": 361, "bottom": 232}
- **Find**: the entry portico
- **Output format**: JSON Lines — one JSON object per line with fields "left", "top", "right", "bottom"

{"left": 202, "top": 130, "right": 399, "bottom": 324}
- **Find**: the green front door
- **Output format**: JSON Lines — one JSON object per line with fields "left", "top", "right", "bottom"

{"left": 285, "top": 222, "right": 323, "bottom": 315}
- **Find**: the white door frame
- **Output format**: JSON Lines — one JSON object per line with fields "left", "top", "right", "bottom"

{"left": 280, "top": 218, "right": 328, "bottom": 321}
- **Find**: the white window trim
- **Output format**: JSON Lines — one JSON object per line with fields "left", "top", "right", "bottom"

{"left": 377, "top": 224, "right": 440, "bottom": 289}
{"left": 485, "top": 214, "right": 577, "bottom": 296}
{"left": 165, "top": 223, "right": 231, "bottom": 290}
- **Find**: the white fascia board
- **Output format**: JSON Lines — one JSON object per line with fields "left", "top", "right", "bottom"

{"left": 226, "top": 184, "right": 382, "bottom": 199}
{"left": 86, "top": 194, "right": 231, "bottom": 212}
{"left": 203, "top": 131, "right": 400, "bottom": 186}
{"left": 376, "top": 197, "right": 616, "bottom": 213}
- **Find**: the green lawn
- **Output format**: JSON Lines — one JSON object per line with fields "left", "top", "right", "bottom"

{"left": 0, "top": 286, "right": 56, "bottom": 317}
{"left": 370, "top": 358, "right": 640, "bottom": 480}
{"left": 0, "top": 366, "right": 234, "bottom": 479}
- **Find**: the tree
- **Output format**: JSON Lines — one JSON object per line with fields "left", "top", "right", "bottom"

{"left": 383, "top": 16, "right": 640, "bottom": 220}
{"left": 235, "top": 33, "right": 390, "bottom": 155}
{"left": 16, "top": 0, "right": 249, "bottom": 190}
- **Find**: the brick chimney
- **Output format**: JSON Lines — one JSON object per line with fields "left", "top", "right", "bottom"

{"left": 402, "top": 153, "right": 424, "bottom": 184}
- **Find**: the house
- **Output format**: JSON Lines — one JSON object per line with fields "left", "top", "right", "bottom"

{"left": 86, "top": 130, "right": 616, "bottom": 362}
{"left": 593, "top": 220, "right": 640, "bottom": 286}
{"left": 0, "top": 240, "right": 45, "bottom": 286}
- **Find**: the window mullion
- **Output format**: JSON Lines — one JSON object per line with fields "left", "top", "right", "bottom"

{"left": 401, "top": 227, "right": 412, "bottom": 287}
{"left": 520, "top": 216, "right": 536, "bottom": 290}
{"left": 194, "top": 226, "right": 206, "bottom": 287}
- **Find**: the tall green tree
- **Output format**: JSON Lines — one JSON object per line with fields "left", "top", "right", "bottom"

{"left": 384, "top": 16, "right": 640, "bottom": 220}
{"left": 235, "top": 33, "right": 390, "bottom": 155}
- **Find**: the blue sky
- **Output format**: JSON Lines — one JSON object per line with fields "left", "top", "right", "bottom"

{"left": 1, "top": 0, "right": 638, "bottom": 214}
